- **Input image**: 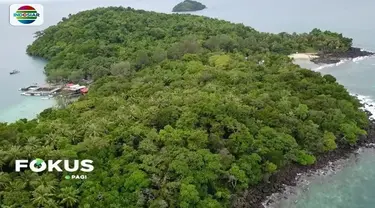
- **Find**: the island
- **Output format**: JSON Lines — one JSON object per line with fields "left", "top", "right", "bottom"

{"left": 172, "top": 0, "right": 207, "bottom": 12}
{"left": 1, "top": 6, "right": 374, "bottom": 208}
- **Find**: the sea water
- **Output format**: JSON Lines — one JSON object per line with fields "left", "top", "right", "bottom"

{"left": 0, "top": 4, "right": 52, "bottom": 122}
{"left": 268, "top": 148, "right": 375, "bottom": 208}
{"left": 1, "top": 0, "right": 375, "bottom": 207}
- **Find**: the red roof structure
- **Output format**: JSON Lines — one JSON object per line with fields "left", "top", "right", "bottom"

{"left": 80, "top": 87, "right": 88, "bottom": 93}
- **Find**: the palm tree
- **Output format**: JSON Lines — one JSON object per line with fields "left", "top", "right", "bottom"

{"left": 19, "top": 170, "right": 38, "bottom": 189}
{"left": 23, "top": 137, "right": 40, "bottom": 159}
{"left": 1, "top": 179, "right": 30, "bottom": 206}
{"left": 26, "top": 136, "right": 42, "bottom": 147}
{"left": 85, "top": 122, "right": 102, "bottom": 137}
{"left": 0, "top": 156, "right": 6, "bottom": 171}
{"left": 3, "top": 179, "right": 27, "bottom": 191}
{"left": 4, "top": 146, "right": 23, "bottom": 167}
{"left": 30, "top": 174, "right": 58, "bottom": 193}
{"left": 32, "top": 188, "right": 57, "bottom": 208}
{"left": 64, "top": 129, "right": 82, "bottom": 145}
{"left": 43, "top": 133, "right": 60, "bottom": 148}
{"left": 55, "top": 123, "right": 71, "bottom": 136}
{"left": 79, "top": 136, "right": 110, "bottom": 151}
{"left": 58, "top": 186, "right": 80, "bottom": 207}
{"left": 0, "top": 172, "right": 10, "bottom": 188}
{"left": 35, "top": 146, "right": 53, "bottom": 160}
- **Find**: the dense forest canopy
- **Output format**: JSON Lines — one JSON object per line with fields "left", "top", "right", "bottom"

{"left": 172, "top": 0, "right": 207, "bottom": 12}
{"left": 27, "top": 7, "right": 352, "bottom": 82}
{"left": 1, "top": 6, "right": 366, "bottom": 208}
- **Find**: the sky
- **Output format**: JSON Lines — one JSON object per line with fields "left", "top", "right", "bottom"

{"left": 0, "top": 0, "right": 75, "bottom": 3}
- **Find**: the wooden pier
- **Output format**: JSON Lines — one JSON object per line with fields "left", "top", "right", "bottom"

{"left": 19, "top": 83, "right": 88, "bottom": 98}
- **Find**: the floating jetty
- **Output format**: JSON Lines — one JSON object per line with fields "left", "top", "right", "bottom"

{"left": 19, "top": 83, "right": 89, "bottom": 98}
{"left": 19, "top": 85, "right": 39, "bottom": 91}
{"left": 20, "top": 85, "right": 62, "bottom": 97}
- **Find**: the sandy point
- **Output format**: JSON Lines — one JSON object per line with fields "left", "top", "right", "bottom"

{"left": 288, "top": 53, "right": 319, "bottom": 60}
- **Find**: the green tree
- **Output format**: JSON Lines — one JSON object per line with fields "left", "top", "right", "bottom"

{"left": 58, "top": 186, "right": 80, "bottom": 207}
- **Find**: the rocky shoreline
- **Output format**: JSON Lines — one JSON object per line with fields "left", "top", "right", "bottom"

{"left": 232, "top": 110, "right": 375, "bottom": 208}
{"left": 310, "top": 47, "right": 374, "bottom": 64}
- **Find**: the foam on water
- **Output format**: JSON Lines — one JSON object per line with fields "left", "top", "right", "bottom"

{"left": 352, "top": 54, "right": 375, "bottom": 63}
{"left": 360, "top": 48, "right": 375, "bottom": 53}
{"left": 313, "top": 48, "right": 375, "bottom": 70}
{"left": 313, "top": 59, "right": 348, "bottom": 71}
{"left": 353, "top": 56, "right": 366, "bottom": 62}
{"left": 351, "top": 93, "right": 375, "bottom": 120}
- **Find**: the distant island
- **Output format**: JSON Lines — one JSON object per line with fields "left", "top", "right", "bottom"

{"left": 172, "top": 0, "right": 207, "bottom": 12}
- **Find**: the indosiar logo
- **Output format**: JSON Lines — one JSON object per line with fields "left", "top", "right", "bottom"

{"left": 9, "top": 4, "right": 44, "bottom": 26}
{"left": 15, "top": 158, "right": 94, "bottom": 173}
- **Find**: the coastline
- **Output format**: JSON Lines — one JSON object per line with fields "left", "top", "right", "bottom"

{"left": 233, "top": 110, "right": 375, "bottom": 208}
{"left": 288, "top": 47, "right": 375, "bottom": 65}
{"left": 233, "top": 52, "right": 375, "bottom": 208}
{"left": 311, "top": 47, "right": 374, "bottom": 64}
{"left": 263, "top": 147, "right": 375, "bottom": 208}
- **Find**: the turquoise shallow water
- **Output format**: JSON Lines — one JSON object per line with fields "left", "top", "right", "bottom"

{"left": 298, "top": 149, "right": 375, "bottom": 208}
{"left": 0, "top": 5, "right": 54, "bottom": 122}
{"left": 1, "top": 0, "right": 375, "bottom": 207}
{"left": 273, "top": 149, "right": 375, "bottom": 208}
{"left": 0, "top": 97, "right": 55, "bottom": 122}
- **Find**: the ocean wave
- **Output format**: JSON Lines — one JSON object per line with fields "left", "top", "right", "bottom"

{"left": 352, "top": 56, "right": 367, "bottom": 62}
{"left": 352, "top": 54, "right": 375, "bottom": 63}
{"left": 351, "top": 93, "right": 375, "bottom": 120}
{"left": 313, "top": 59, "right": 348, "bottom": 71}
{"left": 313, "top": 48, "right": 375, "bottom": 70}
{"left": 360, "top": 48, "right": 375, "bottom": 53}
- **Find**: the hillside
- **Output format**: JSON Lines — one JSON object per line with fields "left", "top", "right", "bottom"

{"left": 26, "top": 7, "right": 352, "bottom": 82}
{"left": 172, "top": 0, "right": 207, "bottom": 12}
{"left": 0, "top": 7, "right": 368, "bottom": 208}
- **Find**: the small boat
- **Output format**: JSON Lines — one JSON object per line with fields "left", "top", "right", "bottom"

{"left": 20, "top": 92, "right": 31, "bottom": 96}
{"left": 19, "top": 85, "right": 39, "bottom": 91}
{"left": 10, "top": 70, "right": 20, "bottom": 75}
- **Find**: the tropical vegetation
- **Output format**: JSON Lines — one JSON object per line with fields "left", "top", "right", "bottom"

{"left": 0, "top": 6, "right": 366, "bottom": 208}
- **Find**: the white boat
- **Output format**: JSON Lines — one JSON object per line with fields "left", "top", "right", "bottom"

{"left": 19, "top": 85, "right": 39, "bottom": 91}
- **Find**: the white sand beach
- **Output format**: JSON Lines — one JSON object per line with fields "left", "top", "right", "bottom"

{"left": 289, "top": 53, "right": 321, "bottom": 71}
{"left": 288, "top": 53, "right": 319, "bottom": 60}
